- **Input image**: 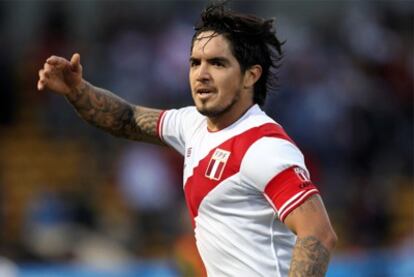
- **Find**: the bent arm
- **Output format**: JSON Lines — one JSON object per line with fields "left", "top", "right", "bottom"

{"left": 67, "top": 80, "right": 164, "bottom": 145}
{"left": 285, "top": 194, "right": 337, "bottom": 277}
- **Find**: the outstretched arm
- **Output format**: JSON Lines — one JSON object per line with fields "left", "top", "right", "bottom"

{"left": 285, "top": 195, "right": 337, "bottom": 277}
{"left": 66, "top": 80, "right": 163, "bottom": 144}
{"left": 37, "top": 54, "right": 164, "bottom": 145}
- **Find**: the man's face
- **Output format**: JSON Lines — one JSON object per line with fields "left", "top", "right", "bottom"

{"left": 189, "top": 31, "right": 249, "bottom": 118}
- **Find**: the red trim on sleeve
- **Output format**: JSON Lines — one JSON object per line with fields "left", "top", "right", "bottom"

{"left": 156, "top": 111, "right": 166, "bottom": 141}
{"left": 264, "top": 166, "right": 319, "bottom": 222}
{"left": 278, "top": 189, "right": 319, "bottom": 222}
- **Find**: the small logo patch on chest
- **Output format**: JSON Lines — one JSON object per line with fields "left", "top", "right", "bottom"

{"left": 205, "top": 148, "right": 231, "bottom": 180}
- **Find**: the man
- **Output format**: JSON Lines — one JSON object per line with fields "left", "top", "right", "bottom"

{"left": 37, "top": 3, "right": 337, "bottom": 276}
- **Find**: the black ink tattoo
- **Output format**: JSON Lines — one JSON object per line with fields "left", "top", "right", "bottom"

{"left": 66, "top": 81, "right": 163, "bottom": 144}
{"left": 289, "top": 236, "right": 330, "bottom": 277}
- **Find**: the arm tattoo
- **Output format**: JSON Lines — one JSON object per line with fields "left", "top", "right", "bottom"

{"left": 289, "top": 236, "right": 330, "bottom": 277}
{"left": 66, "top": 81, "right": 163, "bottom": 144}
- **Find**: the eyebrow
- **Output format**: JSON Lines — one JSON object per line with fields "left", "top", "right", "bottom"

{"left": 189, "top": 56, "right": 230, "bottom": 65}
{"left": 189, "top": 57, "right": 198, "bottom": 63}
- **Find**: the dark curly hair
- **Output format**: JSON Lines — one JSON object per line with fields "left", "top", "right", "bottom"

{"left": 191, "top": 1, "right": 283, "bottom": 106}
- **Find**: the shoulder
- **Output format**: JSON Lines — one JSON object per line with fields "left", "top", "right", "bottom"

{"left": 163, "top": 106, "right": 199, "bottom": 119}
{"left": 160, "top": 106, "right": 204, "bottom": 130}
{"left": 243, "top": 136, "right": 305, "bottom": 166}
{"left": 240, "top": 134, "right": 307, "bottom": 190}
{"left": 158, "top": 106, "right": 206, "bottom": 153}
{"left": 239, "top": 106, "right": 303, "bottom": 167}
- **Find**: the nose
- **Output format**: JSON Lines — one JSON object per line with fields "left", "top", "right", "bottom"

{"left": 196, "top": 63, "right": 211, "bottom": 83}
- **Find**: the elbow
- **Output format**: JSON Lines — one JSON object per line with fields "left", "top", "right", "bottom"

{"left": 299, "top": 226, "right": 338, "bottom": 252}
{"left": 323, "top": 228, "right": 338, "bottom": 251}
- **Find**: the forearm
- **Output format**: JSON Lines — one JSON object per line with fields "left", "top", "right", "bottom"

{"left": 288, "top": 236, "right": 331, "bottom": 277}
{"left": 66, "top": 80, "right": 162, "bottom": 144}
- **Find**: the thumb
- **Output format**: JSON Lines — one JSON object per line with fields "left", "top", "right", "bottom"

{"left": 70, "top": 53, "right": 81, "bottom": 72}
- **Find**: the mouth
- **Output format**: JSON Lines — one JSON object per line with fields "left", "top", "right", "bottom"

{"left": 196, "top": 88, "right": 216, "bottom": 100}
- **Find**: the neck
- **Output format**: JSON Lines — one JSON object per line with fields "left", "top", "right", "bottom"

{"left": 207, "top": 102, "right": 254, "bottom": 132}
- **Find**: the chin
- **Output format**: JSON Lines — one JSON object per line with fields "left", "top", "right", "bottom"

{"left": 194, "top": 102, "right": 216, "bottom": 117}
{"left": 196, "top": 106, "right": 218, "bottom": 117}
{"left": 196, "top": 102, "right": 234, "bottom": 118}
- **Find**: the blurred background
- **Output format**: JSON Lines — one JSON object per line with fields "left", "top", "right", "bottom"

{"left": 0, "top": 0, "right": 412, "bottom": 276}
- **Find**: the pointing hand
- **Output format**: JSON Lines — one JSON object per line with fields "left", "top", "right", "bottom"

{"left": 37, "top": 53, "right": 83, "bottom": 95}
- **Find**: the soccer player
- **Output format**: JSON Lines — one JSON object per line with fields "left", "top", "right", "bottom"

{"left": 37, "top": 3, "right": 337, "bottom": 276}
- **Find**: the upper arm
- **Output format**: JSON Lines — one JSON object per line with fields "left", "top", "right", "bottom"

{"left": 241, "top": 137, "right": 319, "bottom": 222}
{"left": 241, "top": 136, "right": 337, "bottom": 250}
{"left": 131, "top": 106, "right": 165, "bottom": 145}
{"left": 284, "top": 194, "right": 337, "bottom": 250}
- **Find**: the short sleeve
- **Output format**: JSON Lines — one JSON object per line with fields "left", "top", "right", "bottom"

{"left": 240, "top": 137, "right": 319, "bottom": 222}
{"left": 157, "top": 106, "right": 201, "bottom": 156}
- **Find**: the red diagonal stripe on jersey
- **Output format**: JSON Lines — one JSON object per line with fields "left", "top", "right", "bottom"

{"left": 184, "top": 123, "right": 294, "bottom": 227}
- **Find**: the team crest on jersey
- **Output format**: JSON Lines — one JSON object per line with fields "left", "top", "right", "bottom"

{"left": 205, "top": 148, "right": 231, "bottom": 180}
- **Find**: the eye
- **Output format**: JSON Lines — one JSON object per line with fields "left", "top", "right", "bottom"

{"left": 190, "top": 59, "right": 200, "bottom": 67}
{"left": 212, "top": 60, "right": 224, "bottom": 67}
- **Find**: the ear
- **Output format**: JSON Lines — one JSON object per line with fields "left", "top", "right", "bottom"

{"left": 243, "top": 65, "right": 262, "bottom": 89}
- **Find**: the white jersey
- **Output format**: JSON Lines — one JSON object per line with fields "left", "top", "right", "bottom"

{"left": 157, "top": 104, "right": 319, "bottom": 276}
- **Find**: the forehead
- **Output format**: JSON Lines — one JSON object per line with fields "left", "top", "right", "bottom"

{"left": 191, "top": 31, "right": 233, "bottom": 58}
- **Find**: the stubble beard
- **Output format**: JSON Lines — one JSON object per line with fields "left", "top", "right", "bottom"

{"left": 196, "top": 90, "right": 241, "bottom": 118}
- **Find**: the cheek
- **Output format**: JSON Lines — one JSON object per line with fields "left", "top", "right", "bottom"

{"left": 218, "top": 71, "right": 238, "bottom": 87}
{"left": 223, "top": 73, "right": 241, "bottom": 92}
{"left": 189, "top": 72, "right": 195, "bottom": 89}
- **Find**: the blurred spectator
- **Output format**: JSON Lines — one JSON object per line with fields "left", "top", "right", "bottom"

{"left": 22, "top": 188, "right": 75, "bottom": 261}
{"left": 115, "top": 143, "right": 181, "bottom": 256}
{"left": 107, "top": 29, "right": 154, "bottom": 105}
